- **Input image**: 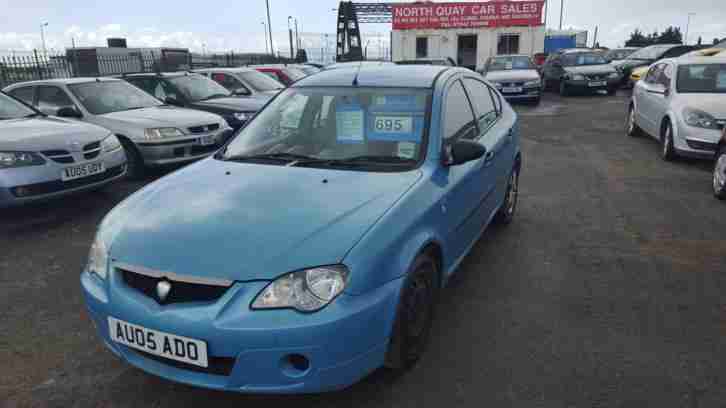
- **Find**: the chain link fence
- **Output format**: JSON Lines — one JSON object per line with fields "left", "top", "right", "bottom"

{"left": 0, "top": 49, "right": 297, "bottom": 88}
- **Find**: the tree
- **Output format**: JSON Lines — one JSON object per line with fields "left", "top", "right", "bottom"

{"left": 657, "top": 26, "right": 683, "bottom": 44}
{"left": 625, "top": 29, "right": 649, "bottom": 47}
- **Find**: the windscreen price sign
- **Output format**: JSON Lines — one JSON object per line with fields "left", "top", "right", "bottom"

{"left": 392, "top": 1, "right": 544, "bottom": 30}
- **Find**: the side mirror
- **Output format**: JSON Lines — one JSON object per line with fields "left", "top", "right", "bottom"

{"left": 444, "top": 139, "right": 487, "bottom": 166}
{"left": 165, "top": 96, "right": 181, "bottom": 106}
{"left": 56, "top": 106, "right": 82, "bottom": 118}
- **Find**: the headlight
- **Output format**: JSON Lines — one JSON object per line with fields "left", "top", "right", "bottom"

{"left": 143, "top": 127, "right": 184, "bottom": 141}
{"left": 0, "top": 151, "right": 45, "bottom": 169}
{"left": 233, "top": 112, "right": 253, "bottom": 121}
{"left": 683, "top": 108, "right": 720, "bottom": 130}
{"left": 608, "top": 72, "right": 620, "bottom": 79}
{"left": 101, "top": 134, "right": 122, "bottom": 153}
{"left": 524, "top": 80, "right": 541, "bottom": 87}
{"left": 87, "top": 237, "right": 109, "bottom": 280}
{"left": 493, "top": 82, "right": 503, "bottom": 89}
{"left": 251, "top": 265, "right": 348, "bottom": 312}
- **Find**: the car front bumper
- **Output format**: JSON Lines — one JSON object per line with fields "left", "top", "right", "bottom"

{"left": 0, "top": 148, "right": 127, "bottom": 208}
{"left": 81, "top": 267, "right": 403, "bottom": 394}
{"left": 498, "top": 86, "right": 541, "bottom": 100}
{"left": 564, "top": 78, "right": 619, "bottom": 92}
{"left": 136, "top": 129, "right": 235, "bottom": 166}
{"left": 673, "top": 119, "right": 724, "bottom": 159}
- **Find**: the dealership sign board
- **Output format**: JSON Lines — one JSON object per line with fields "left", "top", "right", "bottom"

{"left": 392, "top": 1, "right": 545, "bottom": 30}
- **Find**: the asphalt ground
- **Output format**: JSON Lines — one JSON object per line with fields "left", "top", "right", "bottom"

{"left": 2, "top": 90, "right": 725, "bottom": 407}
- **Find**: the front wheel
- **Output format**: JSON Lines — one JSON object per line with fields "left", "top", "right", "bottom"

{"left": 714, "top": 147, "right": 726, "bottom": 200}
{"left": 385, "top": 254, "right": 437, "bottom": 372}
{"left": 559, "top": 81, "right": 570, "bottom": 97}
{"left": 120, "top": 139, "right": 146, "bottom": 180}
{"left": 626, "top": 104, "right": 641, "bottom": 137}
{"left": 495, "top": 164, "right": 520, "bottom": 225}
{"left": 607, "top": 86, "right": 617, "bottom": 96}
{"left": 661, "top": 120, "right": 677, "bottom": 162}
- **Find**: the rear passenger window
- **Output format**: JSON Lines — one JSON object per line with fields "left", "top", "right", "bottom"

{"left": 9, "top": 87, "right": 34, "bottom": 105}
{"left": 37, "top": 86, "right": 75, "bottom": 112}
{"left": 443, "top": 80, "right": 477, "bottom": 141}
{"left": 463, "top": 78, "right": 499, "bottom": 132}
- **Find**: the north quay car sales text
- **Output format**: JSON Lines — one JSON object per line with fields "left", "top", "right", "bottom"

{"left": 394, "top": 3, "right": 540, "bottom": 18}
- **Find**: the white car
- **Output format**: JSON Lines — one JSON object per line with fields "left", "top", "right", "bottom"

{"left": 627, "top": 56, "right": 726, "bottom": 162}
{"left": 4, "top": 78, "right": 231, "bottom": 179}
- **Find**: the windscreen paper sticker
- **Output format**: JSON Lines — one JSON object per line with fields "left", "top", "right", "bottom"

{"left": 336, "top": 102, "right": 365, "bottom": 144}
{"left": 367, "top": 94, "right": 425, "bottom": 143}
{"left": 397, "top": 142, "right": 416, "bottom": 159}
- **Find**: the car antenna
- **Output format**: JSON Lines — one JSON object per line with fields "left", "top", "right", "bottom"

{"left": 352, "top": 61, "right": 362, "bottom": 87}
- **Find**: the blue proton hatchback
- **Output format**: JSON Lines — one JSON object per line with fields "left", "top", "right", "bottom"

{"left": 81, "top": 65, "right": 522, "bottom": 393}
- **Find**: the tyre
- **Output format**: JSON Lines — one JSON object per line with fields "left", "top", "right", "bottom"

{"left": 714, "top": 147, "right": 726, "bottom": 200}
{"left": 660, "top": 120, "right": 677, "bottom": 162}
{"left": 626, "top": 104, "right": 642, "bottom": 137}
{"left": 120, "top": 139, "right": 146, "bottom": 180}
{"left": 607, "top": 86, "right": 617, "bottom": 96}
{"left": 494, "top": 164, "right": 520, "bottom": 225}
{"left": 385, "top": 253, "right": 438, "bottom": 372}
{"left": 559, "top": 81, "right": 570, "bottom": 97}
{"left": 530, "top": 96, "right": 541, "bottom": 106}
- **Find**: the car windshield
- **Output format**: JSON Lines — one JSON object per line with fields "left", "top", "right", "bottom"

{"left": 606, "top": 49, "right": 636, "bottom": 61}
{"left": 285, "top": 68, "right": 307, "bottom": 81}
{"left": 562, "top": 52, "right": 608, "bottom": 66}
{"left": 68, "top": 81, "right": 163, "bottom": 115}
{"left": 222, "top": 87, "right": 431, "bottom": 171}
{"left": 0, "top": 92, "right": 37, "bottom": 120}
{"left": 627, "top": 45, "right": 672, "bottom": 61}
{"left": 676, "top": 64, "right": 726, "bottom": 94}
{"left": 168, "top": 75, "right": 232, "bottom": 102}
{"left": 296, "top": 66, "right": 320, "bottom": 75}
{"left": 239, "top": 71, "right": 284, "bottom": 92}
{"left": 489, "top": 56, "right": 534, "bottom": 71}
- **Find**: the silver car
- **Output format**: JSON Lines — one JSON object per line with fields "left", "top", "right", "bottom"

{"left": 194, "top": 67, "right": 284, "bottom": 100}
{"left": 4, "top": 78, "right": 231, "bottom": 179}
{"left": 481, "top": 55, "right": 542, "bottom": 104}
{"left": 627, "top": 56, "right": 726, "bottom": 162}
{"left": 0, "top": 91, "right": 126, "bottom": 207}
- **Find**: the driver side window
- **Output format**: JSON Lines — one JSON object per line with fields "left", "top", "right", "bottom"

{"left": 37, "top": 86, "right": 75, "bottom": 114}
{"left": 645, "top": 64, "right": 664, "bottom": 84}
{"left": 212, "top": 73, "right": 249, "bottom": 94}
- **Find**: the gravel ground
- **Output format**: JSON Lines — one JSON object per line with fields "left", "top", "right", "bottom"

{"left": 2, "top": 91, "right": 725, "bottom": 408}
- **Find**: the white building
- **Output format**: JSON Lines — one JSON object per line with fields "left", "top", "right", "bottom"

{"left": 390, "top": 1, "right": 546, "bottom": 71}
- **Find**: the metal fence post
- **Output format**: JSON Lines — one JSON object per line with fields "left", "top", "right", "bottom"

{"left": 33, "top": 49, "right": 43, "bottom": 80}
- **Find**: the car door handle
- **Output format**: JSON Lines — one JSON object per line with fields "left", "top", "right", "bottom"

{"left": 484, "top": 150, "right": 496, "bottom": 165}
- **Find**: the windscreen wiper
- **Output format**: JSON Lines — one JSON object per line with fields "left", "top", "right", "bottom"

{"left": 324, "top": 155, "right": 418, "bottom": 166}
{"left": 224, "top": 152, "right": 329, "bottom": 164}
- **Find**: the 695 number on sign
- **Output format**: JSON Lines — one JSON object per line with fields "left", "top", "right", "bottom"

{"left": 374, "top": 116, "right": 412, "bottom": 134}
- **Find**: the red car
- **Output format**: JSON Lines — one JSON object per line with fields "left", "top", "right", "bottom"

{"left": 250, "top": 65, "right": 307, "bottom": 87}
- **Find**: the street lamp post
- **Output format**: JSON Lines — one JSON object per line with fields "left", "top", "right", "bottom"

{"left": 287, "top": 16, "right": 295, "bottom": 59}
{"left": 40, "top": 22, "right": 48, "bottom": 56}
{"left": 558, "top": 0, "right": 564, "bottom": 30}
{"left": 294, "top": 19, "right": 300, "bottom": 52}
{"left": 262, "top": 21, "right": 269, "bottom": 54}
{"left": 265, "top": 0, "right": 274, "bottom": 56}
{"left": 685, "top": 12, "right": 696, "bottom": 45}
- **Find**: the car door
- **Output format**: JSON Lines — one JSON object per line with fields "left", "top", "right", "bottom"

{"left": 439, "top": 77, "right": 493, "bottom": 262}
{"left": 36, "top": 85, "right": 79, "bottom": 116}
{"left": 462, "top": 77, "right": 513, "bottom": 222}
{"left": 650, "top": 62, "right": 673, "bottom": 126}
{"left": 637, "top": 63, "right": 666, "bottom": 136}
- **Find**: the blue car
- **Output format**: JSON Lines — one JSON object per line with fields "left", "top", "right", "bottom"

{"left": 81, "top": 65, "right": 521, "bottom": 393}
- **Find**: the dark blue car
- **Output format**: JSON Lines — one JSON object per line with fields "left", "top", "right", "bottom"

{"left": 81, "top": 65, "right": 522, "bottom": 393}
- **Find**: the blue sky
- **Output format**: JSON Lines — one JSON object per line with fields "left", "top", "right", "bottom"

{"left": 0, "top": 0, "right": 724, "bottom": 55}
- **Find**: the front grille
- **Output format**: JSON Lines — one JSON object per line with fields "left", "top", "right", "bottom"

{"left": 191, "top": 144, "right": 221, "bottom": 155}
{"left": 41, "top": 149, "right": 74, "bottom": 164}
{"left": 120, "top": 269, "right": 230, "bottom": 305}
{"left": 686, "top": 139, "right": 718, "bottom": 151}
{"left": 10, "top": 164, "right": 125, "bottom": 197}
{"left": 502, "top": 82, "right": 524, "bottom": 87}
{"left": 188, "top": 123, "right": 220, "bottom": 134}
{"left": 586, "top": 74, "right": 607, "bottom": 81}
{"left": 84, "top": 141, "right": 101, "bottom": 151}
{"left": 126, "top": 347, "right": 235, "bottom": 376}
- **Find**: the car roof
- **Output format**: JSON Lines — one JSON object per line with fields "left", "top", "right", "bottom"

{"left": 560, "top": 48, "right": 597, "bottom": 54}
{"left": 123, "top": 71, "right": 197, "bottom": 78}
{"left": 671, "top": 55, "right": 726, "bottom": 64}
{"left": 5, "top": 77, "right": 121, "bottom": 87}
{"left": 193, "top": 67, "right": 256, "bottom": 74}
{"left": 490, "top": 54, "right": 530, "bottom": 58}
{"left": 293, "top": 65, "right": 452, "bottom": 89}
{"left": 249, "top": 65, "right": 297, "bottom": 70}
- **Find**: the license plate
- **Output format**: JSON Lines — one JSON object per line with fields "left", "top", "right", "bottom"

{"left": 108, "top": 317, "right": 209, "bottom": 367}
{"left": 373, "top": 116, "right": 413, "bottom": 134}
{"left": 588, "top": 81, "right": 607, "bottom": 87}
{"left": 62, "top": 162, "right": 105, "bottom": 182}
{"left": 502, "top": 87, "right": 523, "bottom": 93}
{"left": 198, "top": 135, "right": 216, "bottom": 146}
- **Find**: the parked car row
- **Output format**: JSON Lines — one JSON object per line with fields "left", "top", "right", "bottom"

{"left": 0, "top": 64, "right": 322, "bottom": 206}
{"left": 625, "top": 55, "right": 726, "bottom": 199}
